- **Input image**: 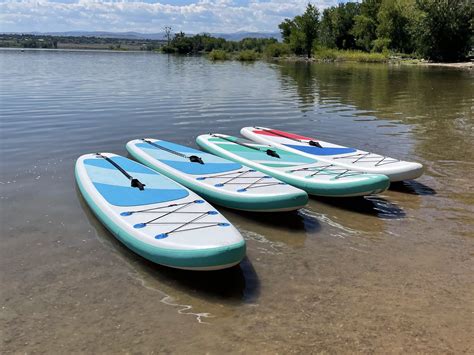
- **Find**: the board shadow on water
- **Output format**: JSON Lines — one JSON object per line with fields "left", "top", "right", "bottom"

{"left": 389, "top": 180, "right": 437, "bottom": 195}
{"left": 217, "top": 207, "right": 321, "bottom": 248}
{"left": 310, "top": 195, "right": 406, "bottom": 219}
{"left": 221, "top": 207, "right": 321, "bottom": 234}
{"left": 75, "top": 186, "right": 261, "bottom": 304}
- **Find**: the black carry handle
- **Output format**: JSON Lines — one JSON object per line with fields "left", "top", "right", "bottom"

{"left": 266, "top": 149, "right": 280, "bottom": 158}
{"left": 308, "top": 140, "right": 322, "bottom": 148}
{"left": 189, "top": 155, "right": 204, "bottom": 164}
{"left": 142, "top": 139, "right": 204, "bottom": 164}
{"left": 255, "top": 127, "right": 322, "bottom": 148}
{"left": 212, "top": 134, "right": 280, "bottom": 159}
{"left": 130, "top": 178, "right": 146, "bottom": 190}
{"left": 96, "top": 153, "right": 145, "bottom": 191}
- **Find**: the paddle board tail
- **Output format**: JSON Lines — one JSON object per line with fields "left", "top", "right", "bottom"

{"left": 241, "top": 126, "right": 423, "bottom": 182}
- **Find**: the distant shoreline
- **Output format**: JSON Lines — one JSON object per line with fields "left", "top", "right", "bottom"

{"left": 2, "top": 47, "right": 471, "bottom": 70}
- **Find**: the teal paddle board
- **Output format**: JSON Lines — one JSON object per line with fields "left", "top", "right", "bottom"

{"left": 76, "top": 153, "right": 245, "bottom": 270}
{"left": 126, "top": 138, "right": 308, "bottom": 212}
{"left": 196, "top": 134, "right": 390, "bottom": 197}
{"left": 241, "top": 126, "right": 424, "bottom": 182}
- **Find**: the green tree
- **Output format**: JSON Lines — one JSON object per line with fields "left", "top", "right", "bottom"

{"left": 414, "top": 0, "right": 473, "bottom": 61}
{"left": 279, "top": 18, "right": 305, "bottom": 54}
{"left": 279, "top": 3, "right": 320, "bottom": 58}
{"left": 352, "top": 15, "right": 377, "bottom": 51}
{"left": 319, "top": 3, "right": 361, "bottom": 50}
{"left": 351, "top": 0, "right": 382, "bottom": 51}
{"left": 376, "top": 0, "right": 416, "bottom": 53}
{"left": 171, "top": 32, "right": 193, "bottom": 54}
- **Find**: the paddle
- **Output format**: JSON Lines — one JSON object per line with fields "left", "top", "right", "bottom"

{"left": 96, "top": 153, "right": 146, "bottom": 190}
{"left": 142, "top": 139, "right": 204, "bottom": 164}
{"left": 212, "top": 134, "right": 280, "bottom": 158}
{"left": 254, "top": 127, "right": 322, "bottom": 148}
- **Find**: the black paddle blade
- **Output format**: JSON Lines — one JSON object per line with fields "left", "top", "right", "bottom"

{"left": 266, "top": 149, "right": 280, "bottom": 158}
{"left": 131, "top": 178, "right": 146, "bottom": 191}
{"left": 309, "top": 140, "right": 322, "bottom": 148}
{"left": 189, "top": 155, "right": 204, "bottom": 164}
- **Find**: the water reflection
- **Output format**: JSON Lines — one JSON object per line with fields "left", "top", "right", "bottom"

{"left": 77, "top": 187, "right": 260, "bottom": 304}
{"left": 312, "top": 195, "right": 406, "bottom": 219}
{"left": 277, "top": 62, "right": 319, "bottom": 110}
{"left": 389, "top": 180, "right": 437, "bottom": 195}
{"left": 221, "top": 208, "right": 320, "bottom": 248}
{"left": 275, "top": 61, "right": 474, "bottom": 167}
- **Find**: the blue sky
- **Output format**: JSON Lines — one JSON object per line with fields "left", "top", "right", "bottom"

{"left": 0, "top": 0, "right": 340, "bottom": 34}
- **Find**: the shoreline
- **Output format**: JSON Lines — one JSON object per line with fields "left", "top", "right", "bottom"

{"left": 272, "top": 54, "right": 473, "bottom": 69}
{"left": 2, "top": 47, "right": 472, "bottom": 69}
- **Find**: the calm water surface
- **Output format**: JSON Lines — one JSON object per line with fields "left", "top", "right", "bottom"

{"left": 1, "top": 49, "right": 473, "bottom": 353}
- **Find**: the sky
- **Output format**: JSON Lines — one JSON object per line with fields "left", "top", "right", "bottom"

{"left": 0, "top": 0, "right": 341, "bottom": 34}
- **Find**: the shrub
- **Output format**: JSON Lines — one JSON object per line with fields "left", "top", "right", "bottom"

{"left": 313, "top": 47, "right": 389, "bottom": 62}
{"left": 313, "top": 47, "right": 338, "bottom": 61}
{"left": 263, "top": 43, "right": 291, "bottom": 58}
{"left": 161, "top": 45, "right": 176, "bottom": 53}
{"left": 372, "top": 38, "right": 391, "bottom": 53}
{"left": 208, "top": 49, "right": 229, "bottom": 60}
{"left": 236, "top": 50, "right": 259, "bottom": 61}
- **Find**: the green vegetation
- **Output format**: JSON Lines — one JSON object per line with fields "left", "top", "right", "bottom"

{"left": 280, "top": 0, "right": 473, "bottom": 62}
{"left": 1, "top": 1, "right": 471, "bottom": 63}
{"left": 208, "top": 49, "right": 229, "bottom": 60}
{"left": 263, "top": 43, "right": 291, "bottom": 58}
{"left": 162, "top": 32, "right": 277, "bottom": 55}
{"left": 415, "top": 0, "right": 473, "bottom": 62}
{"left": 279, "top": 4, "right": 320, "bottom": 57}
{"left": 236, "top": 50, "right": 259, "bottom": 61}
{"left": 314, "top": 48, "right": 389, "bottom": 62}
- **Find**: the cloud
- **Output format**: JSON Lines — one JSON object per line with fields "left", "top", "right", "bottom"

{"left": 0, "top": 0, "right": 339, "bottom": 33}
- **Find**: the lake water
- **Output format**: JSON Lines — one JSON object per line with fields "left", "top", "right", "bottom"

{"left": 1, "top": 49, "right": 473, "bottom": 353}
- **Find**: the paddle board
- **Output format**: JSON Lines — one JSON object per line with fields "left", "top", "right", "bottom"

{"left": 76, "top": 153, "right": 245, "bottom": 270}
{"left": 126, "top": 138, "right": 308, "bottom": 212}
{"left": 241, "top": 126, "right": 423, "bottom": 182}
{"left": 196, "top": 134, "right": 390, "bottom": 197}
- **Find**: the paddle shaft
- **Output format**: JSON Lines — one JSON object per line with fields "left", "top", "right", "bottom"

{"left": 142, "top": 139, "right": 204, "bottom": 164}
{"left": 254, "top": 127, "right": 322, "bottom": 148}
{"left": 212, "top": 134, "right": 280, "bottom": 158}
{"left": 96, "top": 153, "right": 145, "bottom": 190}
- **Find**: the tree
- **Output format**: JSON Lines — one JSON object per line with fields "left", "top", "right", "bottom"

{"left": 163, "top": 26, "right": 172, "bottom": 47}
{"left": 351, "top": 0, "right": 382, "bottom": 51}
{"left": 279, "top": 3, "right": 320, "bottom": 58}
{"left": 376, "top": 0, "right": 415, "bottom": 53}
{"left": 171, "top": 32, "right": 193, "bottom": 54}
{"left": 414, "top": 0, "right": 473, "bottom": 61}
{"left": 319, "top": 3, "right": 361, "bottom": 50}
{"left": 352, "top": 15, "right": 377, "bottom": 51}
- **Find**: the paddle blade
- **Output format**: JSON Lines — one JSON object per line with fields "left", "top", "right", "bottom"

{"left": 309, "top": 140, "right": 322, "bottom": 148}
{"left": 266, "top": 149, "right": 280, "bottom": 158}
{"left": 189, "top": 155, "right": 204, "bottom": 164}
{"left": 131, "top": 178, "right": 146, "bottom": 191}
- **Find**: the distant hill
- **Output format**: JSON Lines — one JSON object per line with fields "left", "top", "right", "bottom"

{"left": 23, "top": 30, "right": 281, "bottom": 41}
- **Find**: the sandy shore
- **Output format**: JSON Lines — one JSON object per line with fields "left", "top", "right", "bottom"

{"left": 414, "top": 61, "right": 473, "bottom": 69}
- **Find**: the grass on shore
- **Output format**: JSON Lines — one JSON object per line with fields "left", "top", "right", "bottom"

{"left": 209, "top": 47, "right": 392, "bottom": 63}
{"left": 236, "top": 50, "right": 259, "bottom": 61}
{"left": 313, "top": 48, "right": 390, "bottom": 62}
{"left": 208, "top": 49, "right": 260, "bottom": 61}
{"left": 208, "top": 49, "right": 230, "bottom": 61}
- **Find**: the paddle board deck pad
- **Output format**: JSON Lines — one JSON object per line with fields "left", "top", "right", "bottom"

{"left": 126, "top": 139, "right": 308, "bottom": 212}
{"left": 241, "top": 127, "right": 423, "bottom": 182}
{"left": 75, "top": 153, "right": 245, "bottom": 270}
{"left": 196, "top": 134, "right": 390, "bottom": 197}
